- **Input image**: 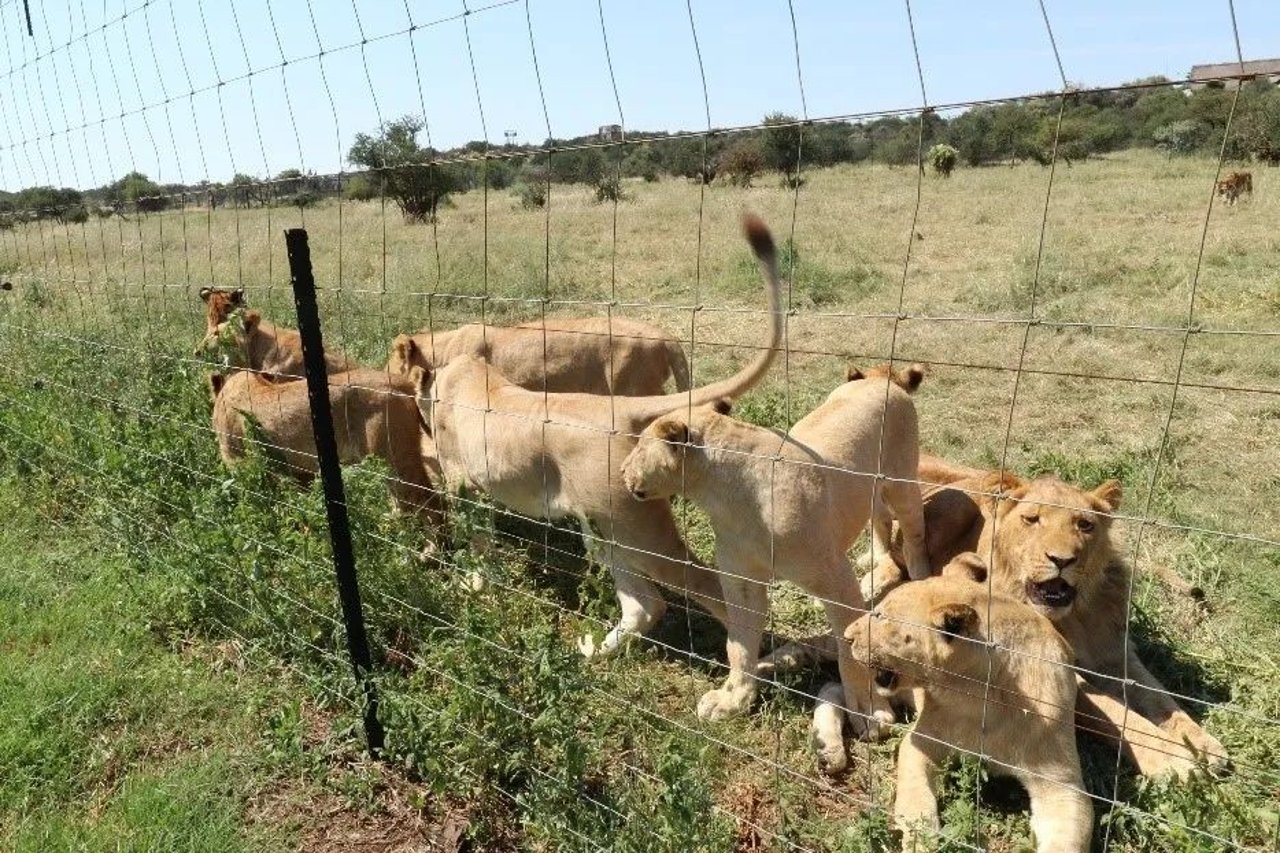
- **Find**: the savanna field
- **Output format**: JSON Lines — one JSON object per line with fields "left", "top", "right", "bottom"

{"left": 1, "top": 150, "right": 1278, "bottom": 850}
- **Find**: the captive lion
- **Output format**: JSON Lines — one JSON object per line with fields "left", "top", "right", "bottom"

{"left": 409, "top": 212, "right": 783, "bottom": 658}
{"left": 389, "top": 316, "right": 691, "bottom": 396}
{"left": 864, "top": 467, "right": 1229, "bottom": 779}
{"left": 618, "top": 363, "right": 930, "bottom": 732}
{"left": 843, "top": 555, "right": 1092, "bottom": 853}
{"left": 197, "top": 286, "right": 355, "bottom": 378}
{"left": 209, "top": 368, "right": 444, "bottom": 536}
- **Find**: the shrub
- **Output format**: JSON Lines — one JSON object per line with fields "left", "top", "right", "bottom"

{"left": 1153, "top": 120, "right": 1211, "bottom": 156}
{"left": 516, "top": 167, "right": 550, "bottom": 210}
{"left": 592, "top": 175, "right": 624, "bottom": 204}
{"left": 343, "top": 173, "right": 380, "bottom": 201}
{"left": 718, "top": 140, "right": 765, "bottom": 188}
{"left": 928, "top": 143, "right": 958, "bottom": 177}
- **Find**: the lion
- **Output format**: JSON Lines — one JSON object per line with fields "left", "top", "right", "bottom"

{"left": 388, "top": 316, "right": 690, "bottom": 396}
{"left": 617, "top": 362, "right": 929, "bottom": 733}
{"left": 208, "top": 368, "right": 444, "bottom": 536}
{"left": 1215, "top": 170, "right": 1253, "bottom": 206}
{"left": 197, "top": 287, "right": 354, "bottom": 378}
{"left": 841, "top": 555, "right": 1093, "bottom": 853}
{"left": 409, "top": 212, "right": 783, "bottom": 659}
{"left": 860, "top": 468, "right": 1229, "bottom": 779}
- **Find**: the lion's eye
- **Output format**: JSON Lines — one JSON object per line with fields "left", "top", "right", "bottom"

{"left": 1076, "top": 518, "right": 1095, "bottom": 533}
{"left": 1022, "top": 514, "right": 1039, "bottom": 525}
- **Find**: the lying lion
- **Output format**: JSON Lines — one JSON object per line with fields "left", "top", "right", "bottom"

{"left": 618, "top": 363, "right": 930, "bottom": 735}
{"left": 209, "top": 368, "right": 444, "bottom": 535}
{"left": 865, "top": 468, "right": 1229, "bottom": 779}
{"left": 197, "top": 287, "right": 354, "bottom": 378}
{"left": 409, "top": 212, "right": 783, "bottom": 658}
{"left": 843, "top": 555, "right": 1093, "bottom": 853}
{"left": 389, "top": 316, "right": 690, "bottom": 396}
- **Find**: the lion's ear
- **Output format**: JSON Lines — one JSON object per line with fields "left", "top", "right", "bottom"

{"left": 1092, "top": 480, "right": 1122, "bottom": 513}
{"left": 199, "top": 286, "right": 213, "bottom": 302}
{"left": 846, "top": 365, "right": 865, "bottom": 382}
{"left": 982, "top": 472, "right": 1027, "bottom": 516}
{"left": 242, "top": 310, "right": 261, "bottom": 332}
{"left": 897, "top": 364, "right": 925, "bottom": 392}
{"left": 654, "top": 418, "right": 690, "bottom": 445}
{"left": 392, "top": 334, "right": 417, "bottom": 366}
{"left": 941, "top": 552, "right": 986, "bottom": 584}
{"left": 407, "top": 364, "right": 432, "bottom": 394}
{"left": 231, "top": 287, "right": 245, "bottom": 304}
{"left": 930, "top": 602, "right": 979, "bottom": 641}
{"left": 207, "top": 372, "right": 226, "bottom": 399}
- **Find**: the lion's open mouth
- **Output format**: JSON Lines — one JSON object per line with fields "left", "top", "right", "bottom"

{"left": 873, "top": 667, "right": 899, "bottom": 694}
{"left": 1026, "top": 577, "right": 1077, "bottom": 609}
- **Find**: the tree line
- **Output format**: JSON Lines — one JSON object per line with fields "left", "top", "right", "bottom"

{"left": 4, "top": 76, "right": 1277, "bottom": 226}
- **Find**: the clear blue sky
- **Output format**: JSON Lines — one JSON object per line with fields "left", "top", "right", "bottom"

{"left": 0, "top": 0, "right": 1275, "bottom": 191}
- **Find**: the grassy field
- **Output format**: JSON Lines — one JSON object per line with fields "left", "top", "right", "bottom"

{"left": 0, "top": 149, "right": 1277, "bottom": 850}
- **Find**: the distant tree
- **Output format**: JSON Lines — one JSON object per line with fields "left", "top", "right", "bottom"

{"left": 343, "top": 173, "right": 380, "bottom": 201}
{"left": 348, "top": 115, "right": 463, "bottom": 223}
{"left": 762, "top": 113, "right": 802, "bottom": 180}
{"left": 1152, "top": 120, "right": 1209, "bottom": 156}
{"left": 100, "top": 172, "right": 167, "bottom": 213}
{"left": 718, "top": 140, "right": 766, "bottom": 187}
{"left": 229, "top": 174, "right": 265, "bottom": 209}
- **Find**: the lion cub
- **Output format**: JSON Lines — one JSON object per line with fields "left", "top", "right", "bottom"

{"left": 197, "top": 287, "right": 354, "bottom": 378}
{"left": 844, "top": 555, "right": 1092, "bottom": 853}
{"left": 209, "top": 368, "right": 444, "bottom": 534}
{"left": 389, "top": 316, "right": 690, "bottom": 396}
{"left": 618, "top": 364, "right": 930, "bottom": 731}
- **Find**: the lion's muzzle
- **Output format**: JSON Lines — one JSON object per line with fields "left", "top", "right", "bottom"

{"left": 1026, "top": 577, "right": 1077, "bottom": 611}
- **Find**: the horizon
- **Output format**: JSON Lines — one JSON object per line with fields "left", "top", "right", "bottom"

{"left": 0, "top": 0, "right": 1275, "bottom": 193}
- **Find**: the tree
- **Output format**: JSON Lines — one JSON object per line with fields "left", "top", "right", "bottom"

{"left": 101, "top": 172, "right": 167, "bottom": 213}
{"left": 762, "top": 113, "right": 802, "bottom": 180}
{"left": 1153, "top": 120, "right": 1210, "bottom": 156}
{"left": 348, "top": 115, "right": 463, "bottom": 223}
{"left": 718, "top": 140, "right": 766, "bottom": 187}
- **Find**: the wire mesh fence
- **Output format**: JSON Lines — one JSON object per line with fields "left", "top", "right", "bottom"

{"left": 0, "top": 1, "right": 1277, "bottom": 850}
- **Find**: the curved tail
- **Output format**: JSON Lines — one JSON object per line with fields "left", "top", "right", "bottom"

{"left": 625, "top": 213, "right": 783, "bottom": 425}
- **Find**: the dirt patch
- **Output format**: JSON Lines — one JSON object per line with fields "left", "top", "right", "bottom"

{"left": 721, "top": 780, "right": 777, "bottom": 852}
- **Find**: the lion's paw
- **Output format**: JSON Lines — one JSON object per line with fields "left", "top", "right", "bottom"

{"left": 696, "top": 686, "right": 753, "bottom": 722}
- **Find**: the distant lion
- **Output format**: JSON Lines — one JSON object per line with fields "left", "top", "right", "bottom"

{"left": 388, "top": 316, "right": 690, "bottom": 397}
{"left": 197, "top": 287, "right": 355, "bottom": 378}
{"left": 1216, "top": 170, "right": 1252, "bottom": 206}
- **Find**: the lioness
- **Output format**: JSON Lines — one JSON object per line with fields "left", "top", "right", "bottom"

{"left": 866, "top": 469, "right": 1229, "bottom": 778}
{"left": 389, "top": 316, "right": 690, "bottom": 396}
{"left": 197, "top": 287, "right": 355, "bottom": 378}
{"left": 1215, "top": 170, "right": 1252, "bottom": 206}
{"left": 844, "top": 555, "right": 1092, "bottom": 853}
{"left": 409, "top": 213, "right": 783, "bottom": 658}
{"left": 618, "top": 363, "right": 930, "bottom": 733}
{"left": 209, "top": 368, "right": 444, "bottom": 533}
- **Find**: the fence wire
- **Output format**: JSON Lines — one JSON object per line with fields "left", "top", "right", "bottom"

{"left": 0, "top": 1, "right": 1277, "bottom": 851}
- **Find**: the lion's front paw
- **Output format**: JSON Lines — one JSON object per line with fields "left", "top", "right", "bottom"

{"left": 1167, "top": 718, "right": 1231, "bottom": 776}
{"left": 696, "top": 686, "right": 754, "bottom": 721}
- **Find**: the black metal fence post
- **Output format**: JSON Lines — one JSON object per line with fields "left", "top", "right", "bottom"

{"left": 284, "top": 227, "right": 385, "bottom": 754}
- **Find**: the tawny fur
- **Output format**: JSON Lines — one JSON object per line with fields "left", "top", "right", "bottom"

{"left": 209, "top": 368, "right": 444, "bottom": 536}
{"left": 197, "top": 287, "right": 354, "bottom": 378}
{"left": 410, "top": 213, "right": 784, "bottom": 658}
{"left": 388, "top": 316, "right": 690, "bottom": 396}
{"left": 863, "top": 471, "right": 1228, "bottom": 779}
{"left": 617, "top": 364, "right": 929, "bottom": 732}
{"left": 1215, "top": 170, "right": 1252, "bottom": 206}
{"left": 842, "top": 562, "right": 1092, "bottom": 853}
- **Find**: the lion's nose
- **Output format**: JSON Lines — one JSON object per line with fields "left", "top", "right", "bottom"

{"left": 1046, "top": 553, "right": 1076, "bottom": 570}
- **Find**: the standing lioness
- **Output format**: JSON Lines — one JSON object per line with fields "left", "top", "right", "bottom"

{"left": 389, "top": 316, "right": 690, "bottom": 396}
{"left": 411, "top": 213, "right": 784, "bottom": 656}
{"left": 618, "top": 364, "right": 929, "bottom": 733}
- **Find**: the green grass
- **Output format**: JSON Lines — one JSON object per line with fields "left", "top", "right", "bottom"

{"left": 0, "top": 152, "right": 1278, "bottom": 850}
